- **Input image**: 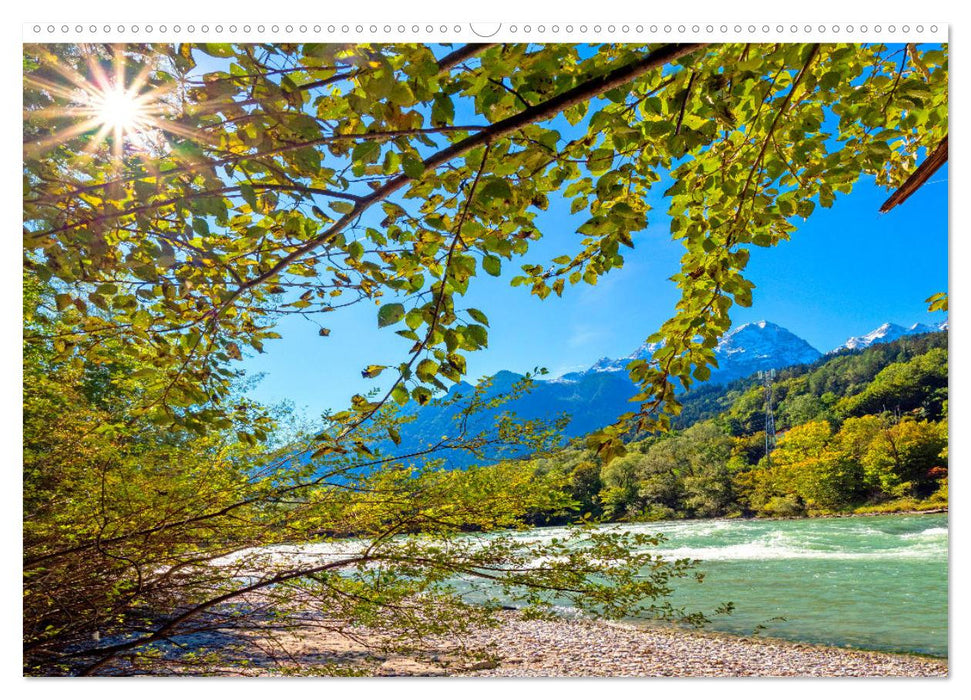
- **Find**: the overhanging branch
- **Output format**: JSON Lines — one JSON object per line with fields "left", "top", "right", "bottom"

{"left": 219, "top": 43, "right": 708, "bottom": 314}
{"left": 880, "top": 135, "right": 948, "bottom": 213}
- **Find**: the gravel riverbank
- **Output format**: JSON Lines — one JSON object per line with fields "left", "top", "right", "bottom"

{"left": 453, "top": 613, "right": 948, "bottom": 677}
{"left": 158, "top": 609, "right": 946, "bottom": 677}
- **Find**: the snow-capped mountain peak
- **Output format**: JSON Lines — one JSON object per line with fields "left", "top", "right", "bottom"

{"left": 560, "top": 317, "right": 946, "bottom": 385}
{"left": 588, "top": 356, "right": 626, "bottom": 373}
{"left": 712, "top": 321, "right": 821, "bottom": 378}
{"left": 836, "top": 319, "right": 947, "bottom": 352}
{"left": 568, "top": 321, "right": 821, "bottom": 385}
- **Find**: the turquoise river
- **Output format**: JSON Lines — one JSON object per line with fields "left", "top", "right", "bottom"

{"left": 504, "top": 513, "right": 948, "bottom": 657}
{"left": 230, "top": 512, "right": 948, "bottom": 658}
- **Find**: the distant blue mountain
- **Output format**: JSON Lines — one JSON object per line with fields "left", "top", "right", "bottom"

{"left": 561, "top": 320, "right": 821, "bottom": 386}
{"left": 394, "top": 367, "right": 639, "bottom": 452}
{"left": 388, "top": 321, "right": 823, "bottom": 466}
{"left": 362, "top": 318, "right": 946, "bottom": 468}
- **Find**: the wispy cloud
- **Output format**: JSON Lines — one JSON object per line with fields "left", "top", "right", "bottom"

{"left": 567, "top": 324, "right": 600, "bottom": 348}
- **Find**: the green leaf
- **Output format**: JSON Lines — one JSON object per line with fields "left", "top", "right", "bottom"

{"left": 352, "top": 141, "right": 381, "bottom": 165}
{"left": 391, "top": 384, "right": 410, "bottom": 406}
{"left": 925, "top": 292, "right": 948, "bottom": 313}
{"left": 402, "top": 153, "right": 425, "bottom": 179}
{"left": 467, "top": 308, "right": 489, "bottom": 326}
{"left": 482, "top": 255, "right": 501, "bottom": 277}
{"left": 588, "top": 149, "right": 614, "bottom": 175}
{"left": 416, "top": 358, "right": 439, "bottom": 381}
{"left": 446, "top": 353, "right": 467, "bottom": 375}
{"left": 405, "top": 308, "right": 424, "bottom": 330}
{"left": 239, "top": 183, "right": 258, "bottom": 209}
{"left": 431, "top": 95, "right": 455, "bottom": 125}
{"left": 479, "top": 177, "right": 513, "bottom": 204}
{"left": 377, "top": 303, "right": 405, "bottom": 328}
{"left": 192, "top": 217, "right": 209, "bottom": 236}
{"left": 201, "top": 43, "right": 235, "bottom": 58}
{"left": 382, "top": 150, "right": 401, "bottom": 175}
{"left": 412, "top": 386, "right": 433, "bottom": 406}
{"left": 466, "top": 324, "right": 488, "bottom": 348}
{"left": 294, "top": 147, "right": 321, "bottom": 172}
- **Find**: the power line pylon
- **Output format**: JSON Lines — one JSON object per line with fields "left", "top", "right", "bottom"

{"left": 759, "top": 369, "right": 777, "bottom": 465}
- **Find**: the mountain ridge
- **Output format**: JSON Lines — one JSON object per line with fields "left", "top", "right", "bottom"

{"left": 377, "top": 318, "right": 948, "bottom": 467}
{"left": 835, "top": 319, "right": 949, "bottom": 352}
{"left": 561, "top": 320, "right": 822, "bottom": 386}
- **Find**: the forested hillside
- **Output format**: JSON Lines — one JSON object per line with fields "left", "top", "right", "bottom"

{"left": 674, "top": 331, "right": 948, "bottom": 431}
{"left": 506, "top": 331, "right": 948, "bottom": 523}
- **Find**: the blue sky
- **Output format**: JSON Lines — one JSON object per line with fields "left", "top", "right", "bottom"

{"left": 241, "top": 162, "right": 948, "bottom": 418}
{"left": 236, "top": 45, "right": 949, "bottom": 418}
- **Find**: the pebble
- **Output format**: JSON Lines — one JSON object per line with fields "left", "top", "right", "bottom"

{"left": 137, "top": 607, "right": 947, "bottom": 678}
{"left": 452, "top": 613, "right": 948, "bottom": 678}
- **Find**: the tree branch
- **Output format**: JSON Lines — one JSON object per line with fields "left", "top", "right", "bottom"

{"left": 339, "top": 142, "right": 495, "bottom": 436}
{"left": 218, "top": 43, "right": 707, "bottom": 317}
{"left": 880, "top": 135, "right": 948, "bottom": 213}
{"left": 674, "top": 71, "right": 696, "bottom": 136}
{"left": 75, "top": 555, "right": 371, "bottom": 675}
{"left": 436, "top": 43, "right": 496, "bottom": 72}
{"left": 732, "top": 43, "right": 821, "bottom": 228}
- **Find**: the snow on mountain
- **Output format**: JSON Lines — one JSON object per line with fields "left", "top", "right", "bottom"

{"left": 564, "top": 321, "right": 822, "bottom": 386}
{"left": 394, "top": 318, "right": 947, "bottom": 464}
{"left": 836, "top": 319, "right": 948, "bottom": 352}
{"left": 577, "top": 342, "right": 659, "bottom": 376}
{"left": 556, "top": 317, "right": 947, "bottom": 388}
{"left": 715, "top": 321, "right": 822, "bottom": 378}
{"left": 702, "top": 321, "right": 821, "bottom": 383}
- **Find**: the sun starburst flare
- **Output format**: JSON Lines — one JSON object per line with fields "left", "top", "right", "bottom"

{"left": 24, "top": 46, "right": 204, "bottom": 162}
{"left": 96, "top": 85, "right": 149, "bottom": 131}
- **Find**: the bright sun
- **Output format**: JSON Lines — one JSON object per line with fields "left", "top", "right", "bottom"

{"left": 24, "top": 48, "right": 193, "bottom": 160}
{"left": 95, "top": 87, "right": 145, "bottom": 132}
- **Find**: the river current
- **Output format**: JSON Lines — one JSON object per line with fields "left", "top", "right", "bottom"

{"left": 515, "top": 513, "right": 948, "bottom": 657}
{"left": 219, "top": 512, "right": 947, "bottom": 657}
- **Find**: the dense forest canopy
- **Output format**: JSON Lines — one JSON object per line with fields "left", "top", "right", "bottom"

{"left": 522, "top": 332, "right": 948, "bottom": 523}
{"left": 22, "top": 41, "right": 948, "bottom": 675}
